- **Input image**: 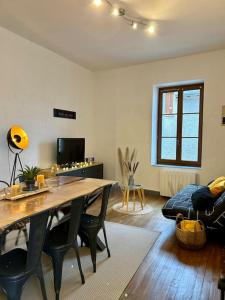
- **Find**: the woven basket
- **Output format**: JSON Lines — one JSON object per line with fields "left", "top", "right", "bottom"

{"left": 175, "top": 214, "right": 206, "bottom": 250}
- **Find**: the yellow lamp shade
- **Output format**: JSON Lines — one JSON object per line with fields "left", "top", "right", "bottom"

{"left": 7, "top": 126, "right": 29, "bottom": 150}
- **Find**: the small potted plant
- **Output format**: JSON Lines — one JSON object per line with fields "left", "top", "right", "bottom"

{"left": 19, "top": 165, "right": 40, "bottom": 191}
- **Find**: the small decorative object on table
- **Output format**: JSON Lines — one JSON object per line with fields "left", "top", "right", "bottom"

{"left": 51, "top": 163, "right": 59, "bottom": 176}
{"left": 37, "top": 174, "right": 45, "bottom": 189}
{"left": 10, "top": 184, "right": 21, "bottom": 196}
{"left": 4, "top": 186, "right": 50, "bottom": 201}
{"left": 19, "top": 165, "right": 41, "bottom": 191}
{"left": 3, "top": 167, "right": 49, "bottom": 201}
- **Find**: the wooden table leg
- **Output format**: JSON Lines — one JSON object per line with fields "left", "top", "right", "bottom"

{"left": 122, "top": 189, "right": 126, "bottom": 207}
{"left": 126, "top": 188, "right": 130, "bottom": 211}
{"left": 137, "top": 189, "right": 144, "bottom": 210}
{"left": 133, "top": 190, "right": 136, "bottom": 211}
{"left": 141, "top": 188, "right": 145, "bottom": 206}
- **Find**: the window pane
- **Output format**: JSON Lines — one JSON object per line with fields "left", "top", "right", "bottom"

{"left": 162, "top": 115, "right": 177, "bottom": 137}
{"left": 182, "top": 114, "right": 199, "bottom": 137}
{"left": 183, "top": 89, "right": 200, "bottom": 113}
{"left": 161, "top": 138, "right": 176, "bottom": 160}
{"left": 182, "top": 138, "right": 198, "bottom": 161}
{"left": 162, "top": 92, "right": 178, "bottom": 114}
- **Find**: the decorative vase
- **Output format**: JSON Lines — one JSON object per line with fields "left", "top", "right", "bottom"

{"left": 128, "top": 174, "right": 134, "bottom": 186}
{"left": 24, "top": 179, "right": 35, "bottom": 191}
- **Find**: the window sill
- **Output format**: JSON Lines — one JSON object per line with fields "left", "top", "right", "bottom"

{"left": 151, "top": 164, "right": 202, "bottom": 170}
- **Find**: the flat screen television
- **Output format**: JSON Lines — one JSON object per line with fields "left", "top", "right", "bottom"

{"left": 57, "top": 138, "right": 85, "bottom": 165}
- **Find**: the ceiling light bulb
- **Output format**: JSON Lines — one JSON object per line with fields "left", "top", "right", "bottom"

{"left": 112, "top": 8, "right": 120, "bottom": 16}
{"left": 147, "top": 24, "right": 155, "bottom": 34}
{"left": 93, "top": 0, "right": 102, "bottom": 6}
{"left": 132, "top": 22, "right": 138, "bottom": 30}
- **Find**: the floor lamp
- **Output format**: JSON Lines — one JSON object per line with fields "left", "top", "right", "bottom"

{"left": 7, "top": 126, "right": 29, "bottom": 185}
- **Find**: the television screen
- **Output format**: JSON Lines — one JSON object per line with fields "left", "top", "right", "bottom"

{"left": 57, "top": 138, "right": 85, "bottom": 165}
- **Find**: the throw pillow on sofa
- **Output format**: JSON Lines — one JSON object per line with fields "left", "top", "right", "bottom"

{"left": 208, "top": 176, "right": 225, "bottom": 196}
{"left": 191, "top": 187, "right": 217, "bottom": 211}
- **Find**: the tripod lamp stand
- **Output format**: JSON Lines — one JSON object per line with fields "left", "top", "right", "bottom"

{"left": 7, "top": 126, "right": 29, "bottom": 185}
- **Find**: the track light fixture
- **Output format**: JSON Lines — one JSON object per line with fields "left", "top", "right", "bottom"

{"left": 92, "top": 0, "right": 156, "bottom": 35}
{"left": 112, "top": 8, "right": 125, "bottom": 17}
{"left": 93, "top": 0, "right": 103, "bottom": 6}
{"left": 132, "top": 21, "right": 138, "bottom": 30}
{"left": 147, "top": 24, "right": 156, "bottom": 34}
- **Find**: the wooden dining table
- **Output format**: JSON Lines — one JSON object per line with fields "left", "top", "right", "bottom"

{"left": 0, "top": 176, "right": 116, "bottom": 233}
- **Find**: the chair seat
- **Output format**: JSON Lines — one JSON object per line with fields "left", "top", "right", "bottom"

{"left": 80, "top": 214, "right": 99, "bottom": 229}
{"left": 0, "top": 248, "right": 27, "bottom": 277}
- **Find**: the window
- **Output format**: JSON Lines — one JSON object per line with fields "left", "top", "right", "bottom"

{"left": 157, "top": 83, "right": 204, "bottom": 167}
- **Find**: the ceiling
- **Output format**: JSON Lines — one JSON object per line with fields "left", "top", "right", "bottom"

{"left": 0, "top": 0, "right": 225, "bottom": 70}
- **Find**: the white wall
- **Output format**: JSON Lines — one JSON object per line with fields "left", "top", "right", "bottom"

{"left": 0, "top": 26, "right": 95, "bottom": 182}
{"left": 94, "top": 49, "right": 225, "bottom": 191}
{"left": 1, "top": 24, "right": 225, "bottom": 190}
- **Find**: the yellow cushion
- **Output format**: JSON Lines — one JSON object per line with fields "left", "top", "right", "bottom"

{"left": 180, "top": 220, "right": 201, "bottom": 232}
{"left": 208, "top": 176, "right": 225, "bottom": 196}
{"left": 210, "top": 181, "right": 225, "bottom": 196}
{"left": 208, "top": 176, "right": 225, "bottom": 189}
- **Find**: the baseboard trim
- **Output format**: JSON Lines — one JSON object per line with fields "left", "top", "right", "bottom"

{"left": 144, "top": 189, "right": 160, "bottom": 197}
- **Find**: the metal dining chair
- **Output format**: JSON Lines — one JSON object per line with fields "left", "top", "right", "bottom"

{"left": 0, "top": 180, "right": 29, "bottom": 253}
{"left": 0, "top": 210, "right": 49, "bottom": 300}
{"left": 79, "top": 184, "right": 112, "bottom": 273}
{"left": 43, "top": 197, "right": 85, "bottom": 300}
{"left": 0, "top": 181, "right": 10, "bottom": 253}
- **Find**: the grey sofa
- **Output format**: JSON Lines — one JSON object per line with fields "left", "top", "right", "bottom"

{"left": 162, "top": 184, "right": 225, "bottom": 229}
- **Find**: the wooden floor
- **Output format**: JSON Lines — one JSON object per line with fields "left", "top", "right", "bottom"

{"left": 89, "top": 190, "right": 222, "bottom": 300}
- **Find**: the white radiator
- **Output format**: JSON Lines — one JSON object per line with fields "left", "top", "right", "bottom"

{"left": 159, "top": 169, "right": 197, "bottom": 197}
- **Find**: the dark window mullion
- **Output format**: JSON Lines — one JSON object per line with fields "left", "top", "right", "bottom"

{"left": 182, "top": 112, "right": 200, "bottom": 115}
{"left": 162, "top": 113, "right": 177, "bottom": 116}
{"left": 157, "top": 90, "right": 163, "bottom": 163}
{"left": 198, "top": 86, "right": 204, "bottom": 163}
{"left": 176, "top": 90, "right": 183, "bottom": 162}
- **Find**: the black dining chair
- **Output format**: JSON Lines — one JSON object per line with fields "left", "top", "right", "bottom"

{"left": 0, "top": 181, "right": 10, "bottom": 253}
{"left": 79, "top": 184, "right": 112, "bottom": 273}
{"left": 43, "top": 197, "right": 85, "bottom": 300}
{"left": 0, "top": 180, "right": 29, "bottom": 253}
{"left": 0, "top": 210, "right": 49, "bottom": 300}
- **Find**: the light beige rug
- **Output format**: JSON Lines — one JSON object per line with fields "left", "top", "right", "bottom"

{"left": 112, "top": 202, "right": 153, "bottom": 215}
{"left": 0, "top": 222, "right": 160, "bottom": 300}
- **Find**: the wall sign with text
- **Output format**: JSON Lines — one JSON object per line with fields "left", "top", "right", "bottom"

{"left": 53, "top": 108, "right": 76, "bottom": 120}
{"left": 222, "top": 106, "right": 225, "bottom": 125}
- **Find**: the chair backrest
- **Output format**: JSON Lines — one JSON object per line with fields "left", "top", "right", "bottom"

{"left": 67, "top": 196, "right": 84, "bottom": 244}
{"left": 98, "top": 185, "right": 112, "bottom": 227}
{"left": 26, "top": 210, "right": 49, "bottom": 271}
